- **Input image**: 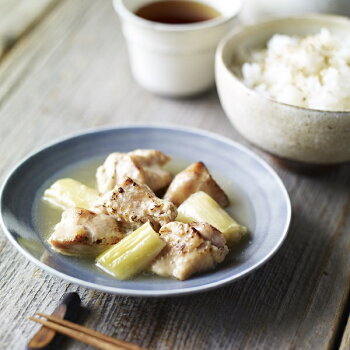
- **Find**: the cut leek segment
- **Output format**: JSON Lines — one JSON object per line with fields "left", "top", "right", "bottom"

{"left": 176, "top": 191, "right": 247, "bottom": 245}
{"left": 43, "top": 178, "right": 98, "bottom": 210}
{"left": 96, "top": 222, "right": 166, "bottom": 280}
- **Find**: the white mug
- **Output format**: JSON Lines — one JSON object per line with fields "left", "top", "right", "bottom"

{"left": 113, "top": 0, "right": 242, "bottom": 97}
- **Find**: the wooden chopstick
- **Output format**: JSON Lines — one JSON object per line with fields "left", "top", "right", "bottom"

{"left": 29, "top": 316, "right": 119, "bottom": 350}
{"left": 35, "top": 312, "right": 143, "bottom": 350}
{"left": 30, "top": 313, "right": 145, "bottom": 350}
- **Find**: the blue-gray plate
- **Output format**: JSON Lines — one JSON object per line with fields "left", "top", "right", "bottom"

{"left": 0, "top": 126, "right": 291, "bottom": 297}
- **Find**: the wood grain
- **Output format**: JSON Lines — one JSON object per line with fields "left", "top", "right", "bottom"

{"left": 1, "top": 0, "right": 350, "bottom": 349}
{"left": 0, "top": 0, "right": 61, "bottom": 58}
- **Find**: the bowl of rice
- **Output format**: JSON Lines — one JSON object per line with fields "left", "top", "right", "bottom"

{"left": 215, "top": 15, "right": 350, "bottom": 164}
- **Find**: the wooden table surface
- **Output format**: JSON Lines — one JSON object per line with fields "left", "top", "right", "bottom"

{"left": 1, "top": 1, "right": 350, "bottom": 349}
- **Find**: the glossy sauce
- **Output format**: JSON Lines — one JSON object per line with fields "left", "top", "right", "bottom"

{"left": 135, "top": 1, "right": 221, "bottom": 24}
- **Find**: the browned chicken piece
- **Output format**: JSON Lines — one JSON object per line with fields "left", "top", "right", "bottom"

{"left": 151, "top": 222, "right": 229, "bottom": 280}
{"left": 96, "top": 149, "right": 172, "bottom": 194}
{"left": 48, "top": 208, "right": 124, "bottom": 256}
{"left": 164, "top": 162, "right": 229, "bottom": 207}
{"left": 94, "top": 177, "right": 177, "bottom": 231}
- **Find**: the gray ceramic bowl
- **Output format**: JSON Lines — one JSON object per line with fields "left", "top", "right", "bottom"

{"left": 0, "top": 126, "right": 291, "bottom": 296}
{"left": 215, "top": 15, "right": 350, "bottom": 164}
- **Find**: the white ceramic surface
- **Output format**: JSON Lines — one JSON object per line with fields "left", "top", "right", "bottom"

{"left": 241, "top": 0, "right": 350, "bottom": 24}
{"left": 113, "top": 0, "right": 242, "bottom": 97}
{"left": 215, "top": 15, "right": 350, "bottom": 164}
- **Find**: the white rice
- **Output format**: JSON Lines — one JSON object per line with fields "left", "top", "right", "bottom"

{"left": 241, "top": 29, "right": 350, "bottom": 111}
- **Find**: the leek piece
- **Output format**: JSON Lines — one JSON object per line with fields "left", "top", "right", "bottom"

{"left": 96, "top": 222, "right": 165, "bottom": 280}
{"left": 176, "top": 191, "right": 247, "bottom": 244}
{"left": 43, "top": 178, "right": 98, "bottom": 210}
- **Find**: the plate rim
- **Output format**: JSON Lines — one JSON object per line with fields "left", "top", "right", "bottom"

{"left": 0, "top": 124, "right": 291, "bottom": 297}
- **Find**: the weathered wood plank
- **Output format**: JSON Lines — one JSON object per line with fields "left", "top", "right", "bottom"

{"left": 1, "top": 0, "right": 350, "bottom": 349}
{"left": 0, "top": 0, "right": 61, "bottom": 58}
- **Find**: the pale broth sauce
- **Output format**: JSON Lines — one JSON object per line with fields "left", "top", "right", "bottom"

{"left": 35, "top": 156, "right": 252, "bottom": 278}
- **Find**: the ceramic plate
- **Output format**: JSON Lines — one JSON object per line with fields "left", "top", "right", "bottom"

{"left": 0, "top": 126, "right": 291, "bottom": 296}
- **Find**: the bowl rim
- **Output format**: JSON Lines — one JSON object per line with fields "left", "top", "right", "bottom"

{"left": 113, "top": 0, "right": 243, "bottom": 32}
{"left": 0, "top": 124, "right": 291, "bottom": 297}
{"left": 215, "top": 14, "right": 350, "bottom": 115}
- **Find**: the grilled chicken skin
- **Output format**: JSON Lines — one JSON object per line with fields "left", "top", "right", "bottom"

{"left": 96, "top": 149, "right": 172, "bottom": 194}
{"left": 48, "top": 208, "right": 124, "bottom": 256}
{"left": 151, "top": 222, "right": 228, "bottom": 280}
{"left": 164, "top": 162, "right": 229, "bottom": 207}
{"left": 94, "top": 177, "right": 177, "bottom": 231}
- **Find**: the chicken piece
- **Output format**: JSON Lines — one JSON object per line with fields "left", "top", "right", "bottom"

{"left": 96, "top": 149, "right": 172, "bottom": 194}
{"left": 151, "top": 222, "right": 228, "bottom": 280}
{"left": 164, "top": 162, "right": 229, "bottom": 207}
{"left": 94, "top": 177, "right": 177, "bottom": 231}
{"left": 48, "top": 208, "right": 124, "bottom": 256}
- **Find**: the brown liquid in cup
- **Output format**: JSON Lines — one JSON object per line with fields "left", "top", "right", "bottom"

{"left": 135, "top": 1, "right": 221, "bottom": 24}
